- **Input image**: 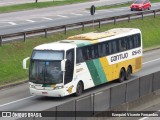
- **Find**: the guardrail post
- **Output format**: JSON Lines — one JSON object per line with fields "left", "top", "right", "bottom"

{"left": 44, "top": 29, "right": 47, "bottom": 38}
{"left": 82, "top": 22, "right": 84, "bottom": 31}
{"left": 141, "top": 13, "right": 144, "bottom": 20}
{"left": 93, "top": 93, "right": 95, "bottom": 115}
{"left": 64, "top": 26, "right": 67, "bottom": 34}
{"left": 153, "top": 10, "right": 156, "bottom": 18}
{"left": 0, "top": 36, "right": 2, "bottom": 46}
{"left": 24, "top": 32, "right": 26, "bottom": 42}
{"left": 114, "top": 17, "right": 116, "bottom": 24}
{"left": 128, "top": 15, "right": 130, "bottom": 22}
{"left": 99, "top": 21, "right": 101, "bottom": 28}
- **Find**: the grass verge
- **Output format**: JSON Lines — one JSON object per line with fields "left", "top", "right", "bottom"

{"left": 0, "top": 16, "right": 160, "bottom": 86}
{"left": 96, "top": 0, "right": 159, "bottom": 10}
{"left": 0, "top": 0, "right": 94, "bottom": 13}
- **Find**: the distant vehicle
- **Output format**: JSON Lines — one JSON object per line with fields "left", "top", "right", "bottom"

{"left": 23, "top": 28, "right": 142, "bottom": 97}
{"left": 130, "top": 0, "right": 151, "bottom": 11}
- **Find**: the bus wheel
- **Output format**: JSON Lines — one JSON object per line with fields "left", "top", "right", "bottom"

{"left": 125, "top": 66, "right": 132, "bottom": 80}
{"left": 75, "top": 82, "right": 83, "bottom": 96}
{"left": 118, "top": 68, "right": 125, "bottom": 82}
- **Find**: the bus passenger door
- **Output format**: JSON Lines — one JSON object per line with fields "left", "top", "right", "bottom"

{"left": 64, "top": 49, "right": 74, "bottom": 85}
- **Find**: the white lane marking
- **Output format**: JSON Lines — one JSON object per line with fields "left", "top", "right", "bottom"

{"left": 82, "top": 11, "right": 89, "bottom": 13}
{"left": 71, "top": 13, "right": 83, "bottom": 16}
{"left": 42, "top": 17, "right": 53, "bottom": 20}
{"left": 117, "top": 8, "right": 126, "bottom": 10}
{"left": 26, "top": 20, "right": 35, "bottom": 23}
{"left": 24, "top": 26, "right": 45, "bottom": 31}
{"left": 106, "top": 10, "right": 113, "bottom": 12}
{"left": 143, "top": 58, "right": 160, "bottom": 65}
{"left": 57, "top": 15, "right": 68, "bottom": 18}
{"left": 8, "top": 22, "right": 17, "bottom": 25}
{"left": 0, "top": 96, "right": 35, "bottom": 108}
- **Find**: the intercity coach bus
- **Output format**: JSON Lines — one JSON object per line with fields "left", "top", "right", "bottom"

{"left": 23, "top": 28, "right": 142, "bottom": 97}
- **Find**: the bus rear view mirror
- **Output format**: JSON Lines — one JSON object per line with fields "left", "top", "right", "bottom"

{"left": 23, "top": 57, "right": 30, "bottom": 69}
{"left": 61, "top": 59, "right": 66, "bottom": 71}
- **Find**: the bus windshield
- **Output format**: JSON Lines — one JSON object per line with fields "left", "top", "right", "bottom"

{"left": 29, "top": 50, "right": 64, "bottom": 84}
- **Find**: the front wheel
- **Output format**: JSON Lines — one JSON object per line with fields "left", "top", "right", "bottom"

{"left": 75, "top": 82, "right": 83, "bottom": 96}
{"left": 118, "top": 69, "right": 125, "bottom": 82}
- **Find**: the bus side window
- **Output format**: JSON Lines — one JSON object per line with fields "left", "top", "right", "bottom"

{"left": 98, "top": 43, "right": 106, "bottom": 57}
{"left": 76, "top": 48, "right": 84, "bottom": 63}
{"left": 132, "top": 34, "right": 141, "bottom": 48}
{"left": 86, "top": 46, "right": 92, "bottom": 60}
{"left": 98, "top": 44, "right": 102, "bottom": 57}
{"left": 106, "top": 42, "right": 111, "bottom": 55}
{"left": 112, "top": 40, "right": 118, "bottom": 53}
{"left": 82, "top": 47, "right": 88, "bottom": 61}
{"left": 94, "top": 45, "right": 99, "bottom": 59}
{"left": 119, "top": 38, "right": 127, "bottom": 51}
{"left": 135, "top": 34, "right": 141, "bottom": 47}
{"left": 127, "top": 36, "right": 133, "bottom": 50}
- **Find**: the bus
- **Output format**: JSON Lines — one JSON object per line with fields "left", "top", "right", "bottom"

{"left": 23, "top": 28, "right": 142, "bottom": 97}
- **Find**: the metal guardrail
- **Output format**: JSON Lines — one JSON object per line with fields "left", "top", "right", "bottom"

{"left": 17, "top": 71, "right": 160, "bottom": 119}
{"left": 0, "top": 8, "right": 160, "bottom": 46}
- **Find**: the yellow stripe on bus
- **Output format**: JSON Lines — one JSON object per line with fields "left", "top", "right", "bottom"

{"left": 99, "top": 57, "right": 113, "bottom": 81}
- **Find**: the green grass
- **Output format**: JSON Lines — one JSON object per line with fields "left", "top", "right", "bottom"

{"left": 96, "top": 0, "right": 160, "bottom": 10}
{"left": 0, "top": 16, "right": 160, "bottom": 86}
{"left": 0, "top": 0, "right": 93, "bottom": 13}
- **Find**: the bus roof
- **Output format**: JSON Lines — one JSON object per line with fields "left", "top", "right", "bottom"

{"left": 34, "top": 28, "right": 141, "bottom": 50}
{"left": 34, "top": 42, "right": 76, "bottom": 51}
{"left": 68, "top": 28, "right": 140, "bottom": 40}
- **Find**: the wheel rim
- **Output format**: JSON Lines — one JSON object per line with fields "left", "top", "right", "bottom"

{"left": 77, "top": 83, "right": 82, "bottom": 95}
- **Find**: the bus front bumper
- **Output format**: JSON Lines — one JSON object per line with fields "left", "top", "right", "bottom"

{"left": 30, "top": 88, "right": 65, "bottom": 97}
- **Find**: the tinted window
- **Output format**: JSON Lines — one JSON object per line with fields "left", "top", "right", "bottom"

{"left": 127, "top": 36, "right": 134, "bottom": 49}
{"left": 76, "top": 48, "right": 84, "bottom": 63}
{"left": 65, "top": 49, "right": 74, "bottom": 84}
{"left": 119, "top": 38, "right": 127, "bottom": 52}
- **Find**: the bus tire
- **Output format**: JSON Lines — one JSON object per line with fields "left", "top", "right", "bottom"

{"left": 118, "top": 68, "right": 125, "bottom": 82}
{"left": 75, "top": 81, "right": 83, "bottom": 96}
{"left": 125, "top": 66, "right": 132, "bottom": 80}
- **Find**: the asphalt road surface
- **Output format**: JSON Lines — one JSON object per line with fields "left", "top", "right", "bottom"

{"left": 0, "top": 0, "right": 53, "bottom": 6}
{"left": 0, "top": 2, "right": 159, "bottom": 36}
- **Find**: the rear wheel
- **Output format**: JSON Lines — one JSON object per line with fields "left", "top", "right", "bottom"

{"left": 131, "top": 8, "right": 133, "bottom": 11}
{"left": 125, "top": 66, "right": 132, "bottom": 80}
{"left": 75, "top": 82, "right": 83, "bottom": 96}
{"left": 118, "top": 68, "right": 125, "bottom": 82}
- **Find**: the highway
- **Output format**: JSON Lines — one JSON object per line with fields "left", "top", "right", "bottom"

{"left": 0, "top": 49, "right": 160, "bottom": 112}
{"left": 0, "top": 0, "right": 34, "bottom": 6}
{"left": 0, "top": 2, "right": 160, "bottom": 36}
{"left": 0, "top": 0, "right": 160, "bottom": 119}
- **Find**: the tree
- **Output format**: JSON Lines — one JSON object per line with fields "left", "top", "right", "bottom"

{"left": 35, "top": 0, "right": 38, "bottom": 3}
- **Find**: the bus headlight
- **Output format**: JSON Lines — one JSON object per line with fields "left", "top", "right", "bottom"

{"left": 54, "top": 86, "right": 64, "bottom": 90}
